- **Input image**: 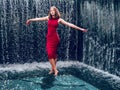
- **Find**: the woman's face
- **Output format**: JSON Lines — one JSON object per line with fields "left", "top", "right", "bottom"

{"left": 50, "top": 7, "right": 55, "bottom": 16}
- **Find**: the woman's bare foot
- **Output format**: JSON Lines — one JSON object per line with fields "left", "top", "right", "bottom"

{"left": 54, "top": 70, "right": 59, "bottom": 76}
{"left": 49, "top": 69, "right": 54, "bottom": 74}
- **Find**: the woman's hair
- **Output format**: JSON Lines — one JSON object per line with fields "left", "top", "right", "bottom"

{"left": 48, "top": 6, "right": 61, "bottom": 19}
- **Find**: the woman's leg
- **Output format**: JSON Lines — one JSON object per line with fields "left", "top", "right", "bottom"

{"left": 49, "top": 59, "right": 58, "bottom": 76}
{"left": 49, "top": 58, "right": 57, "bottom": 74}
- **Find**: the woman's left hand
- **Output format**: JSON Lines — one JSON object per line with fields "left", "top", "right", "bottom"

{"left": 82, "top": 29, "right": 88, "bottom": 32}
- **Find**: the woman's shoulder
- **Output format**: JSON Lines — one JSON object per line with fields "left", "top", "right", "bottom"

{"left": 45, "top": 16, "right": 49, "bottom": 20}
{"left": 58, "top": 18, "right": 62, "bottom": 20}
{"left": 39, "top": 16, "right": 49, "bottom": 21}
{"left": 58, "top": 18, "right": 64, "bottom": 23}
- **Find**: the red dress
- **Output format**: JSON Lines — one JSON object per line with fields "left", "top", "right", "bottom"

{"left": 46, "top": 18, "right": 60, "bottom": 60}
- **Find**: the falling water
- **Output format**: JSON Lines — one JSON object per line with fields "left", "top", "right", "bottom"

{"left": 0, "top": 0, "right": 81, "bottom": 64}
{"left": 0, "top": 0, "right": 120, "bottom": 78}
{"left": 80, "top": 0, "right": 120, "bottom": 76}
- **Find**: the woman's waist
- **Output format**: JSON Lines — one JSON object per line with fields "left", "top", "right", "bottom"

{"left": 46, "top": 32, "right": 59, "bottom": 37}
{"left": 46, "top": 33, "right": 59, "bottom": 40}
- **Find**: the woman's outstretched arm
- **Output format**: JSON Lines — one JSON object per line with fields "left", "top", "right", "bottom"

{"left": 26, "top": 16, "right": 48, "bottom": 25}
{"left": 59, "top": 18, "right": 87, "bottom": 32}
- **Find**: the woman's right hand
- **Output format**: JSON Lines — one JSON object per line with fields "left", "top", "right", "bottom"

{"left": 26, "top": 20, "right": 31, "bottom": 25}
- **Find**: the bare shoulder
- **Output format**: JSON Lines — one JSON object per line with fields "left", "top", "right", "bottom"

{"left": 44, "top": 16, "right": 49, "bottom": 20}
{"left": 58, "top": 18, "right": 64, "bottom": 23}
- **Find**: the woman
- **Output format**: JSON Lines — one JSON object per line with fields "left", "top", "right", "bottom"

{"left": 26, "top": 6, "right": 87, "bottom": 76}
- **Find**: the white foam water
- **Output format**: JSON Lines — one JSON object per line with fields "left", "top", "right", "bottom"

{"left": 0, "top": 62, "right": 51, "bottom": 73}
{"left": 0, "top": 61, "right": 119, "bottom": 82}
{"left": 76, "top": 62, "right": 120, "bottom": 81}
{"left": 0, "top": 61, "right": 76, "bottom": 73}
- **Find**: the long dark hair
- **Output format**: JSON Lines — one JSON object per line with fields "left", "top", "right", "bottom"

{"left": 48, "top": 6, "right": 61, "bottom": 19}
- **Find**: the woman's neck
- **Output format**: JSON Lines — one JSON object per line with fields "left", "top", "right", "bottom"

{"left": 52, "top": 15, "right": 55, "bottom": 18}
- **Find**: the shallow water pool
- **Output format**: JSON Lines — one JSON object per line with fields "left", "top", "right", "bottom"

{"left": 0, "top": 61, "right": 120, "bottom": 90}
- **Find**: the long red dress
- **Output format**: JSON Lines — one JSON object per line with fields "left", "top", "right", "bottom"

{"left": 46, "top": 18, "right": 60, "bottom": 60}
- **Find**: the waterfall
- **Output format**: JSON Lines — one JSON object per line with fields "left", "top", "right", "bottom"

{"left": 0, "top": 0, "right": 82, "bottom": 64}
{"left": 1, "top": 0, "right": 120, "bottom": 77}
{"left": 81, "top": 0, "right": 120, "bottom": 76}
